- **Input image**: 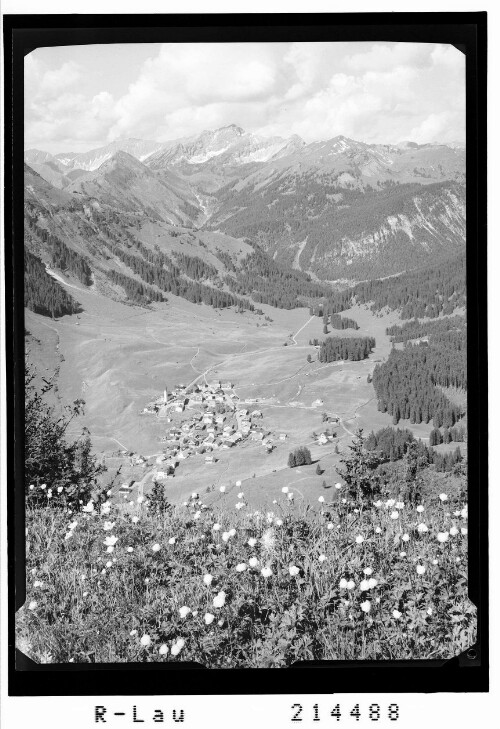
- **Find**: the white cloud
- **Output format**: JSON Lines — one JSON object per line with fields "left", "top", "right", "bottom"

{"left": 24, "top": 42, "right": 466, "bottom": 152}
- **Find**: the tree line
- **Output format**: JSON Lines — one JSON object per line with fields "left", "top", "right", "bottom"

{"left": 24, "top": 248, "right": 82, "bottom": 318}
{"left": 319, "top": 336, "right": 375, "bottom": 363}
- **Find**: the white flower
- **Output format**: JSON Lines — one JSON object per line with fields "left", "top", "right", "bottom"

{"left": 249, "top": 557, "right": 259, "bottom": 568}
{"left": 416, "top": 505, "right": 425, "bottom": 513}
{"left": 399, "top": 552, "right": 407, "bottom": 557}
{"left": 179, "top": 606, "right": 190, "bottom": 619}
{"left": 386, "top": 499, "right": 395, "bottom": 508}
{"left": 375, "top": 527, "right": 382, "bottom": 534}
{"left": 191, "top": 492, "right": 198, "bottom": 499}
{"left": 318, "top": 496, "right": 325, "bottom": 503}
{"left": 360, "top": 579, "right": 370, "bottom": 591}
{"left": 144, "top": 578, "right": 149, "bottom": 584}
{"left": 427, "top": 607, "right": 433, "bottom": 615}
{"left": 106, "top": 560, "right": 113, "bottom": 568}
{"left": 287, "top": 492, "right": 294, "bottom": 500}
{"left": 235, "top": 502, "right": 245, "bottom": 510}
{"left": 363, "top": 567, "right": 373, "bottom": 575}
{"left": 461, "top": 507, "right": 468, "bottom": 519}
{"left": 29, "top": 485, "right": 34, "bottom": 490}
{"left": 335, "top": 482, "right": 342, "bottom": 490}
{"left": 437, "top": 532, "right": 449, "bottom": 543}
{"left": 236, "top": 480, "right": 242, "bottom": 487}
{"left": 289, "top": 565, "right": 300, "bottom": 576}
{"left": 275, "top": 519, "right": 283, "bottom": 527}
{"left": 106, "top": 546, "right": 114, "bottom": 554}
{"left": 203, "top": 574, "right": 213, "bottom": 586}
{"left": 461, "top": 527, "right": 468, "bottom": 535}
{"left": 152, "top": 543, "right": 161, "bottom": 552}
{"left": 103, "top": 535, "right": 118, "bottom": 547}
{"left": 83, "top": 591, "right": 88, "bottom": 597}
{"left": 318, "top": 554, "right": 326, "bottom": 563}
{"left": 417, "top": 523, "right": 428, "bottom": 533}
{"left": 238, "top": 492, "right": 244, "bottom": 499}
{"left": 393, "top": 609, "right": 402, "bottom": 619}
{"left": 235, "top": 563, "right": 247, "bottom": 572}
{"left": 360, "top": 600, "right": 371, "bottom": 613}
{"left": 439, "top": 493, "right": 448, "bottom": 502}
{"left": 69, "top": 521, "right": 78, "bottom": 530}
{"left": 432, "top": 559, "right": 439, "bottom": 565}
{"left": 213, "top": 591, "right": 226, "bottom": 608}
{"left": 168, "top": 537, "right": 176, "bottom": 545}
{"left": 327, "top": 523, "right": 334, "bottom": 530}
{"left": 390, "top": 511, "right": 399, "bottom": 519}
{"left": 101, "top": 569, "right": 106, "bottom": 575}
{"left": 204, "top": 613, "right": 215, "bottom": 625}
{"left": 261, "top": 567, "right": 273, "bottom": 578}
{"left": 229, "top": 528, "right": 236, "bottom": 537}
{"left": 281, "top": 486, "right": 289, "bottom": 493}
{"left": 34, "top": 580, "right": 43, "bottom": 588}
{"left": 130, "top": 629, "right": 137, "bottom": 636}
{"left": 28, "top": 601, "right": 37, "bottom": 610}
{"left": 450, "top": 526, "right": 459, "bottom": 536}
{"left": 171, "top": 638, "right": 185, "bottom": 656}
{"left": 137, "top": 495, "right": 144, "bottom": 504}
{"left": 82, "top": 500, "right": 94, "bottom": 513}
{"left": 222, "top": 532, "right": 230, "bottom": 542}
{"left": 131, "top": 516, "right": 139, "bottom": 524}
{"left": 219, "top": 486, "right": 226, "bottom": 493}
{"left": 339, "top": 578, "right": 348, "bottom": 589}
{"left": 57, "top": 486, "right": 63, "bottom": 493}
{"left": 159, "top": 644, "right": 169, "bottom": 655}
{"left": 402, "top": 534, "right": 410, "bottom": 542}
{"left": 127, "top": 547, "right": 134, "bottom": 553}
{"left": 103, "top": 521, "right": 115, "bottom": 531}
{"left": 416, "top": 565, "right": 426, "bottom": 575}
{"left": 140, "top": 634, "right": 151, "bottom": 647}
{"left": 40, "top": 484, "right": 46, "bottom": 490}
{"left": 247, "top": 538, "right": 257, "bottom": 547}
{"left": 193, "top": 511, "right": 201, "bottom": 520}
{"left": 346, "top": 580, "right": 355, "bottom": 590}
{"left": 373, "top": 500, "right": 382, "bottom": 508}
{"left": 212, "top": 523, "right": 221, "bottom": 531}
{"left": 64, "top": 532, "right": 73, "bottom": 540}
{"left": 342, "top": 498, "right": 347, "bottom": 504}
{"left": 396, "top": 502, "right": 405, "bottom": 509}
{"left": 355, "top": 535, "right": 364, "bottom": 544}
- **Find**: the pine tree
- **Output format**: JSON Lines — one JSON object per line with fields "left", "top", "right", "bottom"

{"left": 337, "top": 429, "right": 382, "bottom": 503}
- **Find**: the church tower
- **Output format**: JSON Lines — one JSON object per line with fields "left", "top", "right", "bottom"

{"left": 163, "top": 385, "right": 168, "bottom": 404}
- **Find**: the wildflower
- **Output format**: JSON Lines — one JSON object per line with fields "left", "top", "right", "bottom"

{"left": 461, "top": 527, "right": 468, "bottom": 535}
{"left": 272, "top": 499, "right": 277, "bottom": 504}
{"left": 287, "top": 492, "right": 294, "bottom": 501}
{"left": 29, "top": 485, "right": 34, "bottom": 490}
{"left": 318, "top": 496, "right": 325, "bottom": 503}
{"left": 416, "top": 565, "right": 426, "bottom": 575}
{"left": 261, "top": 528, "right": 276, "bottom": 551}
{"left": 373, "top": 500, "right": 382, "bottom": 508}
{"left": 40, "top": 484, "right": 47, "bottom": 490}
{"left": 101, "top": 569, "right": 106, "bottom": 575}
{"left": 368, "top": 578, "right": 378, "bottom": 589}
{"left": 282, "top": 486, "right": 289, "bottom": 494}
{"left": 393, "top": 609, "right": 402, "bottom": 619}
{"left": 386, "top": 499, "right": 395, "bottom": 508}
{"left": 193, "top": 511, "right": 201, "bottom": 520}
{"left": 152, "top": 543, "right": 161, "bottom": 552}
{"left": 219, "top": 486, "right": 226, "bottom": 493}
{"left": 261, "top": 567, "right": 273, "bottom": 578}
{"left": 289, "top": 565, "right": 300, "bottom": 576}
{"left": 346, "top": 580, "right": 355, "bottom": 590}
{"left": 427, "top": 607, "right": 433, "bottom": 615}
{"left": 140, "top": 634, "right": 151, "bottom": 647}
{"left": 360, "top": 580, "right": 370, "bottom": 591}
{"left": 439, "top": 493, "right": 448, "bottom": 502}
{"left": 69, "top": 521, "right": 78, "bottom": 530}
{"left": 456, "top": 557, "right": 461, "bottom": 563}
{"left": 247, "top": 538, "right": 257, "bottom": 547}
{"left": 212, "top": 523, "right": 221, "bottom": 531}
{"left": 179, "top": 606, "right": 190, "bottom": 619}
{"left": 417, "top": 523, "right": 428, "bottom": 533}
{"left": 235, "top": 563, "right": 247, "bottom": 572}
{"left": 339, "top": 578, "right": 348, "bottom": 589}
{"left": 353, "top": 508, "right": 359, "bottom": 514}
{"left": 159, "top": 644, "right": 169, "bottom": 655}
{"left": 222, "top": 532, "right": 230, "bottom": 542}
{"left": 82, "top": 500, "right": 94, "bottom": 513}
{"left": 417, "top": 505, "right": 425, "bottom": 513}
{"left": 318, "top": 554, "right": 326, "bottom": 563}
{"left": 204, "top": 613, "right": 215, "bottom": 625}
{"left": 130, "top": 629, "right": 138, "bottom": 636}
{"left": 191, "top": 492, "right": 198, "bottom": 499}
{"left": 235, "top": 502, "right": 245, "bottom": 510}
{"left": 127, "top": 547, "right": 134, "bottom": 553}
{"left": 390, "top": 511, "right": 399, "bottom": 520}
{"left": 437, "top": 532, "right": 449, "bottom": 543}
{"left": 400, "top": 552, "right": 406, "bottom": 558}
{"left": 171, "top": 638, "right": 185, "bottom": 656}
{"left": 327, "top": 523, "right": 334, "bottom": 530}
{"left": 360, "top": 600, "right": 371, "bottom": 613}
{"left": 168, "top": 537, "right": 176, "bottom": 545}
{"left": 131, "top": 516, "right": 139, "bottom": 524}
{"left": 375, "top": 527, "right": 382, "bottom": 534}
{"left": 450, "top": 527, "right": 459, "bottom": 536}
{"left": 355, "top": 535, "right": 364, "bottom": 544}
{"left": 213, "top": 591, "right": 226, "bottom": 608}
{"left": 461, "top": 507, "right": 468, "bottom": 519}
{"left": 106, "top": 546, "right": 114, "bottom": 553}
{"left": 103, "top": 521, "right": 115, "bottom": 531}
{"left": 101, "top": 503, "right": 111, "bottom": 515}
{"left": 33, "top": 580, "right": 43, "bottom": 588}
{"left": 238, "top": 492, "right": 244, "bottom": 499}
{"left": 28, "top": 601, "right": 37, "bottom": 610}
{"left": 363, "top": 567, "right": 373, "bottom": 575}
{"left": 103, "top": 535, "right": 118, "bottom": 547}
{"left": 64, "top": 532, "right": 73, "bottom": 540}
{"left": 229, "top": 528, "right": 236, "bottom": 537}
{"left": 203, "top": 574, "right": 213, "bottom": 586}
{"left": 106, "top": 561, "right": 113, "bottom": 568}
{"left": 396, "top": 502, "right": 405, "bottom": 509}
{"left": 83, "top": 591, "right": 88, "bottom": 597}
{"left": 335, "top": 482, "right": 342, "bottom": 490}
{"left": 402, "top": 534, "right": 410, "bottom": 542}
{"left": 144, "top": 578, "right": 150, "bottom": 584}
{"left": 432, "top": 559, "right": 439, "bottom": 565}
{"left": 249, "top": 557, "right": 259, "bottom": 568}
{"left": 342, "top": 498, "right": 347, "bottom": 504}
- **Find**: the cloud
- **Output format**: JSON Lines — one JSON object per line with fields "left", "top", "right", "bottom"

{"left": 24, "top": 42, "right": 466, "bottom": 152}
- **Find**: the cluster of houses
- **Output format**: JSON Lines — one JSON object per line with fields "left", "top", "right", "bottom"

{"left": 142, "top": 381, "right": 277, "bottom": 482}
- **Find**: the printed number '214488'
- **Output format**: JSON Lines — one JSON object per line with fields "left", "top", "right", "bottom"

{"left": 290, "top": 703, "right": 400, "bottom": 722}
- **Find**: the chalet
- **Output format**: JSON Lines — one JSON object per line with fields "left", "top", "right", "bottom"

{"left": 251, "top": 410, "right": 262, "bottom": 418}
{"left": 318, "top": 433, "right": 328, "bottom": 445}
{"left": 205, "top": 455, "right": 215, "bottom": 464}
{"left": 279, "top": 433, "right": 288, "bottom": 441}
{"left": 221, "top": 382, "right": 233, "bottom": 389}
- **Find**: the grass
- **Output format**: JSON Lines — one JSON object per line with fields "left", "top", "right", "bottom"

{"left": 18, "top": 484, "right": 475, "bottom": 667}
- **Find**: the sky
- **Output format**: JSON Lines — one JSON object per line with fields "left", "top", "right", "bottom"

{"left": 24, "top": 41, "right": 465, "bottom": 154}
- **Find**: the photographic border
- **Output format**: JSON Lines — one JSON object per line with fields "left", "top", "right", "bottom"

{"left": 3, "top": 11, "right": 488, "bottom": 696}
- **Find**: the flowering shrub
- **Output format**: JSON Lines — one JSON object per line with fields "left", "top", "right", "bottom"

{"left": 18, "top": 490, "right": 475, "bottom": 667}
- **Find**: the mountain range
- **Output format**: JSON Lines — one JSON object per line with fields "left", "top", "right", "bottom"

{"left": 24, "top": 124, "right": 466, "bottom": 312}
